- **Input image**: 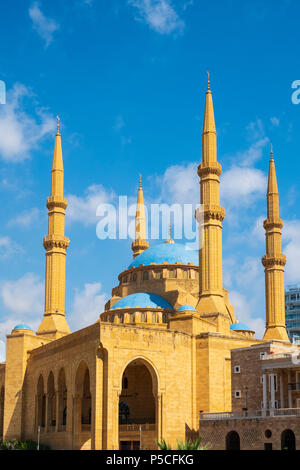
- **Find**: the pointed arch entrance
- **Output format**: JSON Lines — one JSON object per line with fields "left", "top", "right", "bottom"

{"left": 118, "top": 358, "right": 159, "bottom": 450}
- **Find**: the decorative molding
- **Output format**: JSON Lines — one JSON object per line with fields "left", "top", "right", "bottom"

{"left": 197, "top": 161, "right": 222, "bottom": 178}
{"left": 43, "top": 235, "right": 70, "bottom": 251}
{"left": 262, "top": 254, "right": 286, "bottom": 268}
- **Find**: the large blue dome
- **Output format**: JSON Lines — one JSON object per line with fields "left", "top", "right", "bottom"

{"left": 128, "top": 242, "right": 198, "bottom": 269}
{"left": 111, "top": 292, "right": 173, "bottom": 310}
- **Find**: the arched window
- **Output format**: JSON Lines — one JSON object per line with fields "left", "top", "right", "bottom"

{"left": 154, "top": 271, "right": 162, "bottom": 279}
{"left": 163, "top": 313, "right": 168, "bottom": 323}
{"left": 226, "top": 431, "right": 240, "bottom": 450}
{"left": 131, "top": 273, "right": 137, "bottom": 282}
{"left": 141, "top": 312, "right": 146, "bottom": 322}
{"left": 169, "top": 269, "right": 176, "bottom": 279}
{"left": 142, "top": 271, "right": 149, "bottom": 280}
{"left": 81, "top": 369, "right": 91, "bottom": 425}
{"left": 152, "top": 312, "right": 157, "bottom": 323}
{"left": 281, "top": 429, "right": 296, "bottom": 450}
{"left": 119, "top": 402, "right": 130, "bottom": 424}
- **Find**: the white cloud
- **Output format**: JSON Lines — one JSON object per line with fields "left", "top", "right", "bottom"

{"left": 113, "top": 115, "right": 125, "bottom": 132}
{"left": 7, "top": 208, "right": 41, "bottom": 228}
{"left": 283, "top": 220, "right": 300, "bottom": 284}
{"left": 251, "top": 215, "right": 265, "bottom": 242}
{"left": 221, "top": 166, "right": 267, "bottom": 207}
{"left": 0, "top": 339, "right": 5, "bottom": 363}
{"left": 246, "top": 118, "right": 265, "bottom": 141}
{"left": 128, "top": 0, "right": 185, "bottom": 35}
{"left": 29, "top": 2, "right": 59, "bottom": 47}
{"left": 0, "top": 83, "right": 56, "bottom": 162}
{"left": 159, "top": 162, "right": 198, "bottom": 205}
{"left": 229, "top": 291, "right": 265, "bottom": 338}
{"left": 69, "top": 282, "right": 108, "bottom": 331}
{"left": 0, "top": 236, "right": 23, "bottom": 258}
{"left": 0, "top": 273, "right": 44, "bottom": 361}
{"left": 67, "top": 184, "right": 116, "bottom": 226}
{"left": 270, "top": 116, "right": 280, "bottom": 128}
{"left": 0, "top": 273, "right": 43, "bottom": 316}
{"left": 237, "top": 138, "right": 269, "bottom": 167}
{"left": 159, "top": 161, "right": 267, "bottom": 210}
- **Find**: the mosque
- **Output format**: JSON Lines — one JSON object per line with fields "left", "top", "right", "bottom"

{"left": 0, "top": 77, "right": 290, "bottom": 450}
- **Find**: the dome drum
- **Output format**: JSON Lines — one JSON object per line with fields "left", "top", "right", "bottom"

{"left": 101, "top": 308, "right": 170, "bottom": 327}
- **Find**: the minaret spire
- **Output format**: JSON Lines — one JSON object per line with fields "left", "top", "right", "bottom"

{"left": 37, "top": 119, "right": 71, "bottom": 340}
{"left": 262, "top": 146, "right": 289, "bottom": 341}
{"left": 131, "top": 175, "right": 149, "bottom": 258}
{"left": 165, "top": 223, "right": 175, "bottom": 244}
{"left": 197, "top": 73, "right": 230, "bottom": 322}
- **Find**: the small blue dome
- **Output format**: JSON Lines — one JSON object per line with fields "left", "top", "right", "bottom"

{"left": 230, "top": 322, "right": 251, "bottom": 331}
{"left": 178, "top": 305, "right": 196, "bottom": 311}
{"left": 111, "top": 292, "right": 173, "bottom": 310}
{"left": 13, "top": 323, "right": 32, "bottom": 331}
{"left": 128, "top": 242, "right": 198, "bottom": 269}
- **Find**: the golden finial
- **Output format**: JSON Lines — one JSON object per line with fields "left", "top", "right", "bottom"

{"left": 207, "top": 70, "right": 210, "bottom": 91}
{"left": 270, "top": 142, "right": 274, "bottom": 160}
{"left": 139, "top": 173, "right": 142, "bottom": 188}
{"left": 56, "top": 114, "right": 60, "bottom": 136}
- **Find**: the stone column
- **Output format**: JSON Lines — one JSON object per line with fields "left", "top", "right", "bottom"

{"left": 288, "top": 371, "right": 292, "bottom": 408}
{"left": 280, "top": 373, "right": 284, "bottom": 409}
{"left": 156, "top": 392, "right": 162, "bottom": 445}
{"left": 112, "top": 389, "right": 120, "bottom": 450}
{"left": 72, "top": 393, "right": 81, "bottom": 449}
{"left": 270, "top": 373, "right": 275, "bottom": 415}
{"left": 55, "top": 391, "right": 59, "bottom": 432}
{"left": 262, "top": 374, "right": 267, "bottom": 416}
{"left": 45, "top": 393, "right": 49, "bottom": 432}
{"left": 91, "top": 349, "right": 105, "bottom": 450}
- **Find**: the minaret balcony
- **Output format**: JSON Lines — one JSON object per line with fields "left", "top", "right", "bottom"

{"left": 43, "top": 235, "right": 70, "bottom": 251}
{"left": 47, "top": 196, "right": 68, "bottom": 211}
{"left": 197, "top": 161, "right": 222, "bottom": 178}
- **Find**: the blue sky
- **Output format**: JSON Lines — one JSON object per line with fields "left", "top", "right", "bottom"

{"left": 1, "top": 0, "right": 300, "bottom": 359}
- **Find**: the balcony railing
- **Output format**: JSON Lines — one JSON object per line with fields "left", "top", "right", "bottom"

{"left": 119, "top": 423, "right": 156, "bottom": 432}
{"left": 200, "top": 408, "right": 300, "bottom": 421}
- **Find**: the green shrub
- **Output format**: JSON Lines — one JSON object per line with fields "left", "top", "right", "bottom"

{"left": 0, "top": 439, "right": 50, "bottom": 450}
{"left": 156, "top": 437, "right": 209, "bottom": 450}
{"left": 156, "top": 438, "right": 172, "bottom": 450}
{"left": 177, "top": 437, "right": 209, "bottom": 450}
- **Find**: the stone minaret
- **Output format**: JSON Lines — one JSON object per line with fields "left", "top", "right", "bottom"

{"left": 197, "top": 74, "right": 228, "bottom": 317}
{"left": 131, "top": 174, "right": 149, "bottom": 258}
{"left": 262, "top": 145, "right": 289, "bottom": 341}
{"left": 37, "top": 117, "right": 71, "bottom": 339}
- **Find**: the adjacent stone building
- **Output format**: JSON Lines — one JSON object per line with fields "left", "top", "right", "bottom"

{"left": 200, "top": 342, "right": 300, "bottom": 450}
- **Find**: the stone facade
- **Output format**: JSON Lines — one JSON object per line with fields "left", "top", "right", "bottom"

{"left": 0, "top": 79, "right": 292, "bottom": 450}
{"left": 200, "top": 342, "right": 300, "bottom": 450}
